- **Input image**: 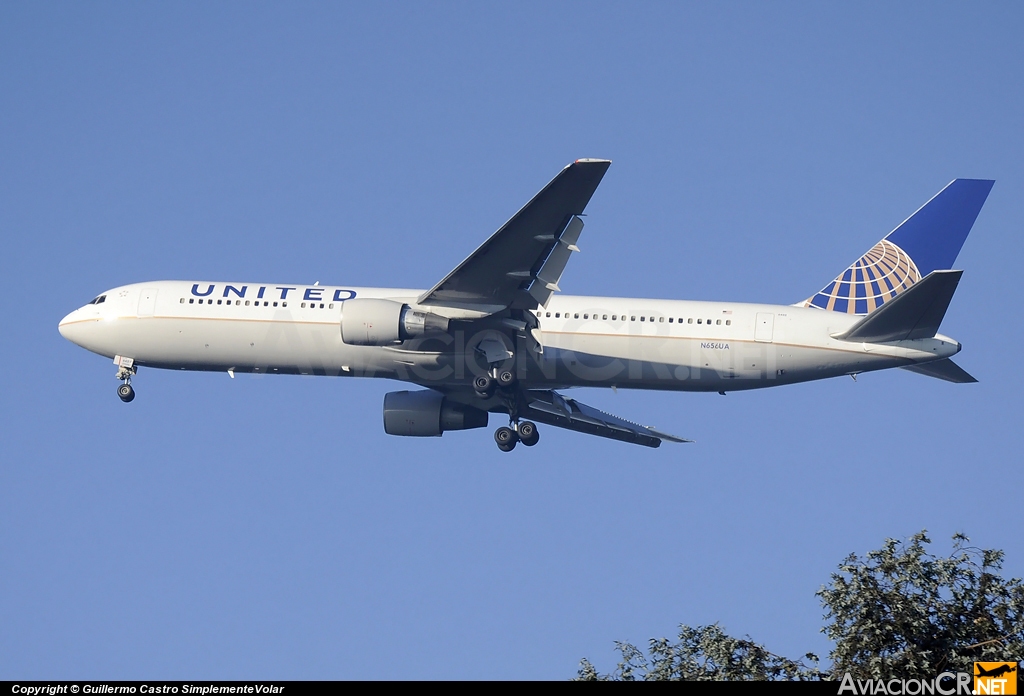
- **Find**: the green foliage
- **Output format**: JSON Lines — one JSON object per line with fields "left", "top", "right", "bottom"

{"left": 578, "top": 532, "right": 1024, "bottom": 681}
{"left": 818, "top": 531, "right": 1024, "bottom": 679}
{"left": 575, "top": 624, "right": 822, "bottom": 681}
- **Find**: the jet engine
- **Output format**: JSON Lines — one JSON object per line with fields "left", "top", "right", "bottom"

{"left": 340, "top": 298, "right": 449, "bottom": 346}
{"left": 383, "top": 390, "right": 488, "bottom": 437}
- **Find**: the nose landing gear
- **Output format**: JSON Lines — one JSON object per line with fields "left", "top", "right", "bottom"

{"left": 114, "top": 355, "right": 136, "bottom": 403}
{"left": 117, "top": 383, "right": 135, "bottom": 402}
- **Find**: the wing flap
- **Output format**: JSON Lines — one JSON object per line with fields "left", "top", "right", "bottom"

{"left": 524, "top": 390, "right": 691, "bottom": 448}
{"left": 417, "top": 160, "right": 610, "bottom": 311}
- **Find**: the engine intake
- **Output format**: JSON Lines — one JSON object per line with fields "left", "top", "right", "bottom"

{"left": 383, "top": 390, "right": 488, "bottom": 437}
{"left": 340, "top": 299, "right": 449, "bottom": 346}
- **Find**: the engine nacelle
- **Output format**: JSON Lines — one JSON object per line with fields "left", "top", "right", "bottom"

{"left": 340, "top": 298, "right": 449, "bottom": 346}
{"left": 383, "top": 390, "right": 488, "bottom": 437}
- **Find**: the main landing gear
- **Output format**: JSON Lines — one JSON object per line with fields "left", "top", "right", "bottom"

{"left": 472, "top": 341, "right": 537, "bottom": 451}
{"left": 473, "top": 367, "right": 516, "bottom": 399}
{"left": 493, "top": 420, "right": 540, "bottom": 452}
{"left": 114, "top": 355, "right": 136, "bottom": 403}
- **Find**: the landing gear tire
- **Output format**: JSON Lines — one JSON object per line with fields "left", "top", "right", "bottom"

{"left": 494, "top": 426, "right": 518, "bottom": 452}
{"left": 518, "top": 421, "right": 539, "bottom": 447}
{"left": 474, "top": 374, "right": 496, "bottom": 398}
{"left": 117, "top": 384, "right": 135, "bottom": 403}
{"left": 496, "top": 369, "right": 516, "bottom": 387}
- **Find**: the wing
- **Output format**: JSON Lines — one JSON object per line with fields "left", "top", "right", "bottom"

{"left": 417, "top": 159, "right": 611, "bottom": 313}
{"left": 523, "top": 390, "right": 691, "bottom": 448}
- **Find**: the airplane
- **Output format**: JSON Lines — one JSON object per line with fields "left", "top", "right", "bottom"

{"left": 58, "top": 160, "right": 993, "bottom": 451}
{"left": 975, "top": 664, "right": 1017, "bottom": 679}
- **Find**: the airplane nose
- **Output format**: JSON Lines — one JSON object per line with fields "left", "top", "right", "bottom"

{"left": 58, "top": 310, "right": 82, "bottom": 342}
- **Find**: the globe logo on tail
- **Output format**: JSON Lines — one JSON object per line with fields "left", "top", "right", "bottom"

{"left": 803, "top": 239, "right": 921, "bottom": 315}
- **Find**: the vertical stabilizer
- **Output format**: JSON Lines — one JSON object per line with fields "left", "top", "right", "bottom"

{"left": 803, "top": 179, "right": 993, "bottom": 315}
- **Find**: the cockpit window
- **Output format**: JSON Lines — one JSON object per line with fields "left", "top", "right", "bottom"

{"left": 89, "top": 295, "right": 107, "bottom": 305}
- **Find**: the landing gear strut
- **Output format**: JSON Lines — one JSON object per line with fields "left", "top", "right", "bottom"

{"left": 115, "top": 355, "right": 136, "bottom": 403}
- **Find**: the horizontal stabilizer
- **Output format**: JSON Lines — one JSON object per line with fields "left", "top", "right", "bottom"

{"left": 901, "top": 359, "right": 977, "bottom": 383}
{"left": 836, "top": 270, "right": 962, "bottom": 343}
{"left": 524, "top": 390, "right": 690, "bottom": 448}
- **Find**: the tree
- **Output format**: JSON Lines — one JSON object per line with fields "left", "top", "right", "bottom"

{"left": 818, "top": 531, "right": 1024, "bottom": 679}
{"left": 577, "top": 532, "right": 1024, "bottom": 681}
{"left": 575, "top": 624, "right": 821, "bottom": 681}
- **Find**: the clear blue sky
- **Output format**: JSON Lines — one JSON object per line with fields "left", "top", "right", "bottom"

{"left": 2, "top": 2, "right": 1021, "bottom": 680}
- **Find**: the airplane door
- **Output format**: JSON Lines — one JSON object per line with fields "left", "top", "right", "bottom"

{"left": 137, "top": 287, "right": 158, "bottom": 317}
{"left": 755, "top": 312, "right": 774, "bottom": 342}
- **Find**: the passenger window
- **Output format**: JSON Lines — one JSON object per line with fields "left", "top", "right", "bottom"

{"left": 189, "top": 298, "right": 194, "bottom": 304}
{"left": 697, "top": 319, "right": 702, "bottom": 324}
{"left": 282, "top": 302, "right": 287, "bottom": 307}
{"left": 602, "top": 314, "right": 607, "bottom": 320}
{"left": 273, "top": 302, "right": 279, "bottom": 307}
{"left": 245, "top": 301, "right": 249, "bottom": 306}
{"left": 583, "top": 314, "right": 589, "bottom": 319}
{"left": 319, "top": 303, "right": 324, "bottom": 309}
{"left": 716, "top": 319, "right": 721, "bottom": 325}
{"left": 555, "top": 313, "right": 560, "bottom": 318}
{"left": 301, "top": 302, "right": 306, "bottom": 308}
{"left": 631, "top": 316, "right": 636, "bottom": 321}
{"left": 574, "top": 313, "right": 579, "bottom": 319}
{"left": 640, "top": 316, "right": 645, "bottom": 322}
{"left": 330, "top": 304, "right": 334, "bottom": 309}
{"left": 546, "top": 312, "right": 551, "bottom": 317}
{"left": 179, "top": 298, "right": 184, "bottom": 304}
{"left": 726, "top": 319, "right": 731, "bottom": 326}
{"left": 217, "top": 300, "right": 222, "bottom": 305}
{"left": 668, "top": 318, "right": 673, "bottom": 323}
{"left": 659, "top": 317, "right": 664, "bottom": 323}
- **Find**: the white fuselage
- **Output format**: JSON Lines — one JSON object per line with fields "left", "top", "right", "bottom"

{"left": 58, "top": 281, "right": 961, "bottom": 393}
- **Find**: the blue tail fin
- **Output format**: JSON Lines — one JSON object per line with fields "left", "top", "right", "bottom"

{"left": 803, "top": 179, "right": 994, "bottom": 314}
